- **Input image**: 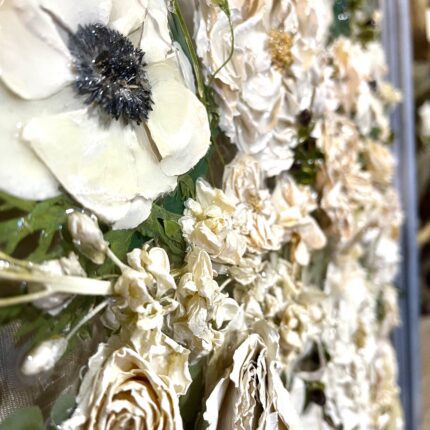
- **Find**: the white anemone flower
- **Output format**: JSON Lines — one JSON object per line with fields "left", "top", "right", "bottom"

{"left": 0, "top": 0, "right": 210, "bottom": 229}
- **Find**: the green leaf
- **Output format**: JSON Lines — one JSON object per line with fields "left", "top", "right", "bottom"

{"left": 50, "top": 394, "right": 75, "bottom": 427}
{"left": 180, "top": 360, "right": 206, "bottom": 429}
{"left": 0, "top": 194, "right": 76, "bottom": 262}
{"left": 15, "top": 296, "right": 95, "bottom": 350}
{"left": 0, "top": 406, "right": 45, "bottom": 430}
{"left": 138, "top": 205, "right": 186, "bottom": 264}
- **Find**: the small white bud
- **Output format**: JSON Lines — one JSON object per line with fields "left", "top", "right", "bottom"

{"left": 68, "top": 212, "right": 108, "bottom": 264}
{"left": 21, "top": 336, "right": 68, "bottom": 376}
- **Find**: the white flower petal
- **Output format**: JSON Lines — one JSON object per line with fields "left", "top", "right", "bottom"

{"left": 140, "top": 0, "right": 172, "bottom": 64}
{"left": 40, "top": 0, "right": 112, "bottom": 32}
{"left": 21, "top": 109, "right": 177, "bottom": 227}
{"left": 110, "top": 0, "right": 146, "bottom": 35}
{"left": 0, "top": 0, "right": 73, "bottom": 99}
{"left": 0, "top": 82, "right": 90, "bottom": 200}
{"left": 146, "top": 75, "right": 210, "bottom": 176}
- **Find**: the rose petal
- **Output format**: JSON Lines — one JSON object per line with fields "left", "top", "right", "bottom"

{"left": 21, "top": 109, "right": 177, "bottom": 227}
{"left": 40, "top": 0, "right": 112, "bottom": 32}
{"left": 0, "top": 0, "right": 73, "bottom": 99}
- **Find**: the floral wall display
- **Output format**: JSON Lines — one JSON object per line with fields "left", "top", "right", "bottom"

{"left": 0, "top": 0, "right": 404, "bottom": 429}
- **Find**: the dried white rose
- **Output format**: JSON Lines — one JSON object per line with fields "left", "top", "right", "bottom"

{"left": 180, "top": 179, "right": 247, "bottom": 265}
{"left": 172, "top": 247, "right": 239, "bottom": 361}
{"left": 203, "top": 321, "right": 302, "bottom": 430}
{"left": 0, "top": 0, "right": 210, "bottom": 229}
{"left": 195, "top": 0, "right": 334, "bottom": 176}
{"left": 60, "top": 341, "right": 185, "bottom": 430}
{"left": 68, "top": 212, "right": 108, "bottom": 264}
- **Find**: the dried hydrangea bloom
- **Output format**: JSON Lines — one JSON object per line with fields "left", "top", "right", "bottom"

{"left": 318, "top": 115, "right": 386, "bottom": 241}
{"left": 223, "top": 154, "right": 284, "bottom": 253}
{"left": 0, "top": 0, "right": 210, "bottom": 229}
{"left": 202, "top": 321, "right": 302, "bottom": 430}
{"left": 369, "top": 340, "right": 403, "bottom": 429}
{"left": 330, "top": 38, "right": 400, "bottom": 139}
{"left": 272, "top": 175, "right": 326, "bottom": 265}
{"left": 171, "top": 247, "right": 239, "bottom": 362}
{"left": 233, "top": 255, "right": 299, "bottom": 323}
{"left": 61, "top": 332, "right": 189, "bottom": 430}
{"left": 114, "top": 245, "right": 176, "bottom": 314}
{"left": 194, "top": 0, "right": 334, "bottom": 176}
{"left": 278, "top": 289, "right": 326, "bottom": 367}
{"left": 180, "top": 178, "right": 247, "bottom": 265}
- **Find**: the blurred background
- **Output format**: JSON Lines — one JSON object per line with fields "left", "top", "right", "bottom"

{"left": 412, "top": 0, "right": 430, "bottom": 428}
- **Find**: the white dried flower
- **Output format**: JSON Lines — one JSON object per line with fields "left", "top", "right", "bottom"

{"left": 180, "top": 179, "right": 247, "bottom": 265}
{"left": 0, "top": 0, "right": 210, "bottom": 229}
{"left": 273, "top": 176, "right": 326, "bottom": 265}
{"left": 60, "top": 342, "right": 185, "bottom": 430}
{"left": 203, "top": 321, "right": 302, "bottom": 430}
{"left": 21, "top": 336, "right": 68, "bottom": 375}
{"left": 172, "top": 247, "right": 239, "bottom": 361}
{"left": 223, "top": 154, "right": 284, "bottom": 253}
{"left": 195, "top": 0, "right": 334, "bottom": 176}
{"left": 68, "top": 212, "right": 108, "bottom": 264}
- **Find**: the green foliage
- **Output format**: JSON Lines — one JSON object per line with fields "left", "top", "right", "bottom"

{"left": 0, "top": 406, "right": 45, "bottom": 430}
{"left": 331, "top": 0, "right": 378, "bottom": 45}
{"left": 50, "top": 394, "right": 75, "bottom": 427}
{"left": 0, "top": 193, "right": 75, "bottom": 262}
{"left": 180, "top": 360, "right": 206, "bottom": 430}
{"left": 15, "top": 296, "right": 95, "bottom": 349}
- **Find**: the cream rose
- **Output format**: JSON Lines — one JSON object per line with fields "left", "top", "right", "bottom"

{"left": 61, "top": 330, "right": 191, "bottom": 430}
{"left": 203, "top": 321, "right": 302, "bottom": 430}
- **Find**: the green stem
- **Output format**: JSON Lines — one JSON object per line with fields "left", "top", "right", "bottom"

{"left": 209, "top": 13, "right": 235, "bottom": 85}
{"left": 172, "top": 0, "right": 206, "bottom": 104}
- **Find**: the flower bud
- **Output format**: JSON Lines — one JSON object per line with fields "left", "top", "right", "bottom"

{"left": 21, "top": 336, "right": 68, "bottom": 376}
{"left": 68, "top": 212, "right": 108, "bottom": 264}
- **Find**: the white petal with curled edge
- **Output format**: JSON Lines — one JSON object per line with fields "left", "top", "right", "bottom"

{"left": 0, "top": 82, "right": 88, "bottom": 200}
{"left": 0, "top": 0, "right": 73, "bottom": 99}
{"left": 22, "top": 109, "right": 177, "bottom": 228}
{"left": 146, "top": 75, "right": 210, "bottom": 176}
{"left": 140, "top": 0, "right": 172, "bottom": 64}
{"left": 40, "top": 0, "right": 112, "bottom": 32}
{"left": 110, "top": 0, "right": 146, "bottom": 35}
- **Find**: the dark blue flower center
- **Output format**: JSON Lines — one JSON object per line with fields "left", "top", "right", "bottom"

{"left": 68, "top": 24, "right": 152, "bottom": 124}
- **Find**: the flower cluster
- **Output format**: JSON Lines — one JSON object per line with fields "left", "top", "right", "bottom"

{"left": 0, "top": 0, "right": 404, "bottom": 429}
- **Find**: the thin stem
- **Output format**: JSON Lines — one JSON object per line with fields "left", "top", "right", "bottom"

{"left": 0, "top": 290, "right": 53, "bottom": 307}
{"left": 209, "top": 13, "right": 235, "bottom": 86}
{"left": 172, "top": 0, "right": 206, "bottom": 103}
{"left": 0, "top": 271, "right": 113, "bottom": 295}
{"left": 66, "top": 299, "right": 111, "bottom": 341}
{"left": 106, "top": 248, "right": 128, "bottom": 272}
{"left": 219, "top": 277, "right": 232, "bottom": 291}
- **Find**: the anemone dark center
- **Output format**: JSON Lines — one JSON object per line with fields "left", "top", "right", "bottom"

{"left": 68, "top": 24, "right": 152, "bottom": 124}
